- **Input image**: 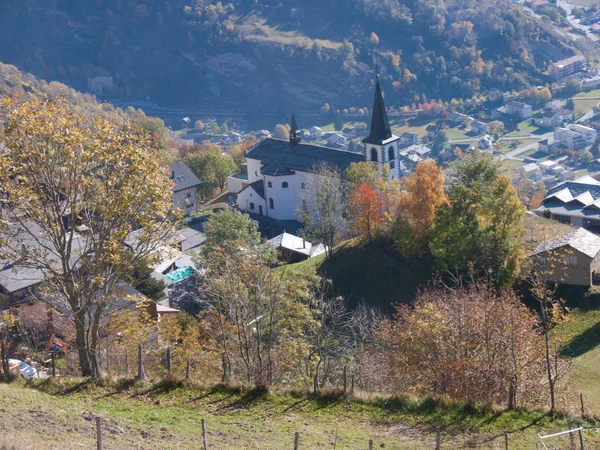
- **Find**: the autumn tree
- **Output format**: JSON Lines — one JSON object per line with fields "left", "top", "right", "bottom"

{"left": 379, "top": 283, "right": 549, "bottom": 407}
{"left": 273, "top": 123, "right": 291, "bottom": 140}
{"left": 395, "top": 159, "right": 447, "bottom": 258}
{"left": 348, "top": 183, "right": 385, "bottom": 243}
{"left": 194, "top": 119, "right": 205, "bottom": 131}
{"left": 0, "top": 96, "right": 175, "bottom": 376}
{"left": 429, "top": 153, "right": 525, "bottom": 286}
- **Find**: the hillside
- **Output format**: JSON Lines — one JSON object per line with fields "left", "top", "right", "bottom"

{"left": 0, "top": 0, "right": 587, "bottom": 113}
{"left": 0, "top": 379, "right": 592, "bottom": 449}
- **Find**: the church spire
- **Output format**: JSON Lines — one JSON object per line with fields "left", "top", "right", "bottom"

{"left": 363, "top": 75, "right": 392, "bottom": 145}
{"left": 290, "top": 109, "right": 301, "bottom": 145}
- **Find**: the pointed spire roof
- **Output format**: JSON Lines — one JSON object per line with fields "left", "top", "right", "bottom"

{"left": 363, "top": 76, "right": 393, "bottom": 145}
{"left": 290, "top": 109, "right": 301, "bottom": 145}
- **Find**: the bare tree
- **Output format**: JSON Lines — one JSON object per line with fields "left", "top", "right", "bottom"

{"left": 299, "top": 163, "right": 348, "bottom": 258}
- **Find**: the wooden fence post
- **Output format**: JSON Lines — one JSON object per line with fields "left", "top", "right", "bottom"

{"left": 351, "top": 374, "right": 355, "bottom": 393}
{"left": 577, "top": 422, "right": 584, "bottom": 450}
{"left": 202, "top": 418, "right": 208, "bottom": 450}
{"left": 368, "top": 439, "right": 373, "bottom": 450}
{"left": 137, "top": 344, "right": 146, "bottom": 380}
{"left": 505, "top": 432, "right": 509, "bottom": 450}
{"left": 294, "top": 431, "right": 300, "bottom": 450}
{"left": 436, "top": 427, "right": 441, "bottom": 450}
{"left": 343, "top": 366, "right": 347, "bottom": 394}
{"left": 96, "top": 416, "right": 102, "bottom": 450}
{"left": 580, "top": 393, "right": 585, "bottom": 416}
{"left": 186, "top": 359, "right": 190, "bottom": 380}
{"left": 166, "top": 347, "right": 172, "bottom": 374}
{"left": 51, "top": 351, "right": 56, "bottom": 377}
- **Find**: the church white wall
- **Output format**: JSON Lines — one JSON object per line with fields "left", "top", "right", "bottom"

{"left": 246, "top": 158, "right": 263, "bottom": 184}
{"left": 263, "top": 173, "right": 308, "bottom": 221}
{"left": 238, "top": 185, "right": 266, "bottom": 216}
{"left": 227, "top": 175, "right": 246, "bottom": 194}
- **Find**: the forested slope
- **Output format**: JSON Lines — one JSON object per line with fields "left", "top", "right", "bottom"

{"left": 0, "top": 0, "right": 587, "bottom": 111}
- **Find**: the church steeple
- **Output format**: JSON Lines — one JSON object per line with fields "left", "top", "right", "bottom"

{"left": 290, "top": 109, "right": 301, "bottom": 145}
{"left": 363, "top": 75, "right": 392, "bottom": 145}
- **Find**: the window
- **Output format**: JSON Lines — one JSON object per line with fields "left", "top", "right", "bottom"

{"left": 269, "top": 198, "right": 274, "bottom": 209}
{"left": 388, "top": 146, "right": 395, "bottom": 161}
{"left": 186, "top": 190, "right": 192, "bottom": 198}
{"left": 249, "top": 202, "right": 255, "bottom": 210}
{"left": 267, "top": 181, "right": 272, "bottom": 188}
{"left": 564, "top": 254, "right": 578, "bottom": 267}
{"left": 390, "top": 160, "right": 395, "bottom": 169}
{"left": 370, "top": 148, "right": 378, "bottom": 162}
{"left": 255, "top": 171, "right": 258, "bottom": 177}
{"left": 282, "top": 182, "right": 289, "bottom": 188}
{"left": 301, "top": 182, "right": 306, "bottom": 189}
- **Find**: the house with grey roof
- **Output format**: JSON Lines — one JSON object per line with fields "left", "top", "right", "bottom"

{"left": 232, "top": 78, "right": 400, "bottom": 222}
{"left": 532, "top": 228, "right": 600, "bottom": 286}
{"left": 267, "top": 232, "right": 327, "bottom": 262}
{"left": 168, "top": 161, "right": 202, "bottom": 216}
{"left": 535, "top": 176, "right": 600, "bottom": 229}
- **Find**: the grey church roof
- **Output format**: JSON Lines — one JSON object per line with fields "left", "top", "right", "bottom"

{"left": 168, "top": 162, "right": 202, "bottom": 192}
{"left": 363, "top": 76, "right": 394, "bottom": 145}
{"left": 245, "top": 138, "right": 364, "bottom": 176}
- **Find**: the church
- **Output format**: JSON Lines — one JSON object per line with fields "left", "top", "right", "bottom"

{"left": 228, "top": 77, "right": 401, "bottom": 222}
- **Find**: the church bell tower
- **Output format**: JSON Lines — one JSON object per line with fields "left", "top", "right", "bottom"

{"left": 362, "top": 76, "right": 400, "bottom": 178}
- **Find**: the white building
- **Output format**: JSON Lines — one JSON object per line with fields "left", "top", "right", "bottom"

{"left": 554, "top": 124, "right": 597, "bottom": 149}
{"left": 308, "top": 126, "right": 324, "bottom": 138}
{"left": 230, "top": 77, "right": 401, "bottom": 222}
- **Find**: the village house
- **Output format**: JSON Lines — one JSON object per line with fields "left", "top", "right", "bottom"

{"left": 230, "top": 77, "right": 402, "bottom": 222}
{"left": 538, "top": 110, "right": 562, "bottom": 129}
{"left": 267, "top": 232, "right": 327, "bottom": 263}
{"left": 532, "top": 228, "right": 600, "bottom": 286}
{"left": 520, "top": 162, "right": 542, "bottom": 180}
{"left": 470, "top": 120, "right": 489, "bottom": 135}
{"left": 536, "top": 175, "right": 600, "bottom": 228}
{"left": 168, "top": 161, "right": 202, "bottom": 216}
{"left": 494, "top": 101, "right": 533, "bottom": 120}
{"left": 342, "top": 127, "right": 357, "bottom": 138}
{"left": 400, "top": 132, "right": 420, "bottom": 148}
{"left": 326, "top": 133, "right": 348, "bottom": 148}
{"left": 548, "top": 55, "right": 587, "bottom": 81}
{"left": 478, "top": 135, "right": 494, "bottom": 150}
{"left": 308, "top": 126, "right": 323, "bottom": 138}
{"left": 448, "top": 112, "right": 467, "bottom": 124}
{"left": 254, "top": 130, "right": 271, "bottom": 141}
{"left": 554, "top": 124, "right": 597, "bottom": 149}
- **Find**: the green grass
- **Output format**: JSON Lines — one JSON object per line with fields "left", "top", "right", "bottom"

{"left": 0, "top": 378, "right": 592, "bottom": 449}
{"left": 573, "top": 98, "right": 599, "bottom": 116}
{"left": 574, "top": 89, "right": 600, "bottom": 98}
{"left": 278, "top": 238, "right": 432, "bottom": 312}
{"left": 515, "top": 119, "right": 544, "bottom": 135}
{"left": 553, "top": 306, "right": 600, "bottom": 415}
{"left": 445, "top": 127, "right": 470, "bottom": 140}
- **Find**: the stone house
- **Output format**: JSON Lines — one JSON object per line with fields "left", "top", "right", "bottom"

{"left": 532, "top": 228, "right": 600, "bottom": 286}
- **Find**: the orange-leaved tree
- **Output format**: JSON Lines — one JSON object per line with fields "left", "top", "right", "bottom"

{"left": 347, "top": 182, "right": 385, "bottom": 243}
{"left": 395, "top": 159, "right": 447, "bottom": 257}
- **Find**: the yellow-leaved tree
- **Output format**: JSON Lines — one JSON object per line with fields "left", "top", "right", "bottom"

{"left": 0, "top": 96, "right": 176, "bottom": 377}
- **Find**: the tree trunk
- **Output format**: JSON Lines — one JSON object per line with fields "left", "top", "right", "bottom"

{"left": 74, "top": 311, "right": 97, "bottom": 377}
{"left": 544, "top": 329, "right": 555, "bottom": 412}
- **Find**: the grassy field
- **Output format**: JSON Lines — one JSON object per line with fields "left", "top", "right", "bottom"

{"left": 573, "top": 98, "right": 599, "bottom": 116}
{"left": 445, "top": 126, "right": 471, "bottom": 140}
{"left": 553, "top": 306, "right": 600, "bottom": 416}
{"left": 0, "top": 378, "right": 595, "bottom": 449}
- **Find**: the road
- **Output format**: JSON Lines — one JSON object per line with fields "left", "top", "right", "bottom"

{"left": 556, "top": 0, "right": 599, "bottom": 42}
{"left": 503, "top": 132, "right": 553, "bottom": 160}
